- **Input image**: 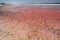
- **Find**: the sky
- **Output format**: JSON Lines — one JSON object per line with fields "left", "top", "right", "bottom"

{"left": 0, "top": 0, "right": 60, "bottom": 4}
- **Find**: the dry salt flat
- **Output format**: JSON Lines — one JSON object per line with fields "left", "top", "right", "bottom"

{"left": 0, "top": 4, "right": 60, "bottom": 40}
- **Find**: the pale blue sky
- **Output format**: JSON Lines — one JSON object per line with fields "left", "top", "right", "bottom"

{"left": 0, "top": 0, "right": 60, "bottom": 4}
